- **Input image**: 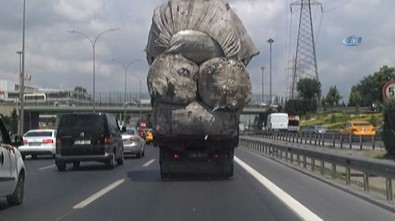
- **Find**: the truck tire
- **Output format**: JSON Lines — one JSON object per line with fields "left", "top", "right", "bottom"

{"left": 220, "top": 160, "right": 234, "bottom": 177}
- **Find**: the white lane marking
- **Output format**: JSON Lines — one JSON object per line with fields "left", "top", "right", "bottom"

{"left": 73, "top": 179, "right": 125, "bottom": 209}
{"left": 39, "top": 164, "right": 56, "bottom": 170}
{"left": 143, "top": 159, "right": 155, "bottom": 167}
{"left": 234, "top": 157, "right": 323, "bottom": 221}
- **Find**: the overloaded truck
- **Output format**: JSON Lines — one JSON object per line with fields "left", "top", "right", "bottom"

{"left": 145, "top": 0, "right": 258, "bottom": 178}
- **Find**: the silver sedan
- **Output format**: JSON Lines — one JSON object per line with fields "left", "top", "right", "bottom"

{"left": 122, "top": 128, "right": 145, "bottom": 158}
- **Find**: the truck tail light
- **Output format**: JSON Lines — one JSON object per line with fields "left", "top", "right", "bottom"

{"left": 172, "top": 153, "right": 180, "bottom": 160}
{"left": 56, "top": 138, "right": 61, "bottom": 148}
{"left": 104, "top": 136, "right": 112, "bottom": 144}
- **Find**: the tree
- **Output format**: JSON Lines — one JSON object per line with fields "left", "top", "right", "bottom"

{"left": 325, "top": 85, "right": 341, "bottom": 108}
{"left": 295, "top": 78, "right": 321, "bottom": 113}
{"left": 284, "top": 99, "right": 306, "bottom": 116}
{"left": 297, "top": 78, "right": 321, "bottom": 100}
{"left": 349, "top": 65, "right": 395, "bottom": 107}
{"left": 74, "top": 86, "right": 87, "bottom": 94}
{"left": 348, "top": 86, "right": 362, "bottom": 107}
{"left": 10, "top": 109, "right": 18, "bottom": 134}
{"left": 382, "top": 98, "right": 395, "bottom": 155}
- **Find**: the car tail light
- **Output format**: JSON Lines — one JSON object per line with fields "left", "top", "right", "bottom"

{"left": 23, "top": 139, "right": 28, "bottom": 144}
{"left": 42, "top": 139, "right": 54, "bottom": 144}
{"left": 104, "top": 136, "right": 112, "bottom": 144}
{"left": 129, "top": 136, "right": 139, "bottom": 142}
{"left": 213, "top": 153, "right": 220, "bottom": 159}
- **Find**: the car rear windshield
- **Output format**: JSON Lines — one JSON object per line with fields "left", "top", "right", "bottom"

{"left": 24, "top": 131, "right": 53, "bottom": 137}
{"left": 353, "top": 122, "right": 371, "bottom": 126}
{"left": 58, "top": 114, "right": 106, "bottom": 133}
{"left": 126, "top": 129, "right": 136, "bottom": 135}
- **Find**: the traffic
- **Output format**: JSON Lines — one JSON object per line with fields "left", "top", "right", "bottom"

{"left": 1, "top": 0, "right": 395, "bottom": 220}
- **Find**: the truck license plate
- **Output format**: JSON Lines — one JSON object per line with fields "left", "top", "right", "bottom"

{"left": 188, "top": 153, "right": 208, "bottom": 159}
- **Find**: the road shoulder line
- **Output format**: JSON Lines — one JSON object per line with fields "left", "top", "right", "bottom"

{"left": 235, "top": 156, "right": 323, "bottom": 221}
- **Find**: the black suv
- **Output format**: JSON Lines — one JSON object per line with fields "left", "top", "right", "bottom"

{"left": 55, "top": 112, "right": 124, "bottom": 171}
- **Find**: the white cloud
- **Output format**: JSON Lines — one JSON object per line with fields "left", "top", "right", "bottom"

{"left": 54, "top": 0, "right": 103, "bottom": 22}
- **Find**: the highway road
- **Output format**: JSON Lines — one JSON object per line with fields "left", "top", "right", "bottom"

{"left": 1, "top": 145, "right": 394, "bottom": 221}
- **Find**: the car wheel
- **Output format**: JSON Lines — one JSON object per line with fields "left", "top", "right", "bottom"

{"left": 6, "top": 172, "right": 25, "bottom": 205}
{"left": 73, "top": 162, "right": 80, "bottom": 168}
{"left": 56, "top": 162, "right": 66, "bottom": 171}
{"left": 136, "top": 151, "right": 141, "bottom": 158}
{"left": 31, "top": 154, "right": 37, "bottom": 159}
{"left": 142, "top": 150, "right": 145, "bottom": 157}
{"left": 117, "top": 151, "right": 124, "bottom": 165}
{"left": 107, "top": 153, "right": 116, "bottom": 169}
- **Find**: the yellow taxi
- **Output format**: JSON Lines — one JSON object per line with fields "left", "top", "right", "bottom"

{"left": 340, "top": 121, "right": 376, "bottom": 136}
{"left": 145, "top": 129, "right": 154, "bottom": 144}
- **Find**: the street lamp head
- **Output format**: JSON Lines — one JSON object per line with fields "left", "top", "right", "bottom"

{"left": 110, "top": 28, "right": 119, "bottom": 32}
{"left": 16, "top": 51, "right": 23, "bottom": 55}
{"left": 67, "top": 30, "right": 76, "bottom": 33}
{"left": 267, "top": 38, "right": 274, "bottom": 44}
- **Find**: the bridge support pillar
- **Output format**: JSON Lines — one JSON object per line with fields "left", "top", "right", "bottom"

{"left": 23, "top": 111, "right": 39, "bottom": 133}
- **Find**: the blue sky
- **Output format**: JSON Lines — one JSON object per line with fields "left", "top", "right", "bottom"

{"left": 0, "top": 0, "right": 393, "bottom": 103}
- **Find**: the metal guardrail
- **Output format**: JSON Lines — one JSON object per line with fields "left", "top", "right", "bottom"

{"left": 240, "top": 136, "right": 394, "bottom": 202}
{"left": 248, "top": 131, "right": 384, "bottom": 150}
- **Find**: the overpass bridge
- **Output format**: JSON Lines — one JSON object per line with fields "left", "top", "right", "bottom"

{"left": 0, "top": 104, "right": 268, "bottom": 132}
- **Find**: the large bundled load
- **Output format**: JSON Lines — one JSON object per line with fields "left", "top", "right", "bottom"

{"left": 146, "top": 0, "right": 258, "bottom": 138}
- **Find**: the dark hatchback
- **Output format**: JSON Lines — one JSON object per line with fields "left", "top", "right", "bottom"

{"left": 55, "top": 112, "right": 124, "bottom": 171}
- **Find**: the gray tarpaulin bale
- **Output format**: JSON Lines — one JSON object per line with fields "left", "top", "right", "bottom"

{"left": 167, "top": 30, "right": 225, "bottom": 65}
{"left": 151, "top": 103, "right": 181, "bottom": 136}
{"left": 145, "top": 0, "right": 258, "bottom": 65}
{"left": 147, "top": 53, "right": 199, "bottom": 105}
{"left": 152, "top": 101, "right": 239, "bottom": 137}
{"left": 198, "top": 57, "right": 252, "bottom": 111}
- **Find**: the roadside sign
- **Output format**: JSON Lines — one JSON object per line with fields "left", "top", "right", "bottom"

{"left": 382, "top": 81, "right": 395, "bottom": 100}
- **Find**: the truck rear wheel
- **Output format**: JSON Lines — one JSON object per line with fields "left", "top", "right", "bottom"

{"left": 220, "top": 160, "right": 234, "bottom": 177}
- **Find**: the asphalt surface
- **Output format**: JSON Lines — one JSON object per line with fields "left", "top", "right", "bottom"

{"left": 0, "top": 145, "right": 394, "bottom": 221}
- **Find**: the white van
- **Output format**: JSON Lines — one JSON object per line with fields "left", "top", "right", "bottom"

{"left": 266, "top": 113, "right": 288, "bottom": 131}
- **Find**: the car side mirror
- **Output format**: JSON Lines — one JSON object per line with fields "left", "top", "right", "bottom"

{"left": 12, "top": 135, "right": 23, "bottom": 147}
{"left": 121, "top": 126, "right": 126, "bottom": 133}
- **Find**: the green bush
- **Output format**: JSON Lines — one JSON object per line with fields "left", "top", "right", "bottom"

{"left": 369, "top": 114, "right": 379, "bottom": 126}
{"left": 330, "top": 114, "right": 337, "bottom": 124}
{"left": 382, "top": 99, "right": 395, "bottom": 155}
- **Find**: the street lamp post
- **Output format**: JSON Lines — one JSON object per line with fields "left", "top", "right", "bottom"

{"left": 261, "top": 66, "right": 265, "bottom": 103}
{"left": 130, "top": 74, "right": 147, "bottom": 120}
{"left": 267, "top": 38, "right": 274, "bottom": 106}
{"left": 68, "top": 28, "right": 118, "bottom": 112}
{"left": 111, "top": 59, "right": 143, "bottom": 126}
{"left": 17, "top": 51, "right": 23, "bottom": 134}
{"left": 18, "top": 0, "right": 26, "bottom": 135}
